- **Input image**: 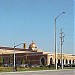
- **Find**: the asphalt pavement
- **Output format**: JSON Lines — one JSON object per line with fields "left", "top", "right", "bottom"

{"left": 0, "top": 69, "right": 75, "bottom": 75}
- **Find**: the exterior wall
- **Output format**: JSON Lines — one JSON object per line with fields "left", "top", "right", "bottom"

{"left": 57, "top": 54, "right": 75, "bottom": 65}
{"left": 0, "top": 53, "right": 48, "bottom": 66}
{"left": 47, "top": 54, "right": 54, "bottom": 65}
{"left": 47, "top": 54, "right": 75, "bottom": 65}
{"left": 0, "top": 54, "right": 13, "bottom": 64}
{"left": 47, "top": 54, "right": 55, "bottom": 65}
{"left": 0, "top": 52, "right": 75, "bottom": 66}
{"left": 26, "top": 54, "right": 47, "bottom": 65}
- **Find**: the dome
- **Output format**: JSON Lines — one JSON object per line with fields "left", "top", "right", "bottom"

{"left": 29, "top": 41, "right": 37, "bottom": 50}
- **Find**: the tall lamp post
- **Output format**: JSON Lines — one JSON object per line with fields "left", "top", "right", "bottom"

{"left": 54, "top": 12, "right": 65, "bottom": 70}
{"left": 13, "top": 43, "right": 24, "bottom": 71}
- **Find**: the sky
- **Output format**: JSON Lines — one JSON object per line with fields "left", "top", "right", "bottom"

{"left": 0, "top": 0, "right": 74, "bottom": 54}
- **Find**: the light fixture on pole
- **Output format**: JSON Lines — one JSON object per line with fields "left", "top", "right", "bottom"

{"left": 54, "top": 12, "right": 65, "bottom": 70}
{"left": 13, "top": 43, "right": 24, "bottom": 71}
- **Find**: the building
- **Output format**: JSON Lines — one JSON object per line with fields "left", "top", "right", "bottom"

{"left": 0, "top": 41, "right": 75, "bottom": 66}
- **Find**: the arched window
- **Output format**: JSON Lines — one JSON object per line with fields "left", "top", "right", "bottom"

{"left": 8, "top": 58, "right": 10, "bottom": 64}
{"left": 63, "top": 59, "right": 64, "bottom": 64}
{"left": 58, "top": 59, "right": 60, "bottom": 65}
{"left": 69, "top": 60, "right": 71, "bottom": 64}
{"left": 66, "top": 59, "right": 68, "bottom": 64}
{"left": 40, "top": 57, "right": 46, "bottom": 66}
{"left": 50, "top": 58, "right": 53, "bottom": 65}
{"left": 3, "top": 58, "right": 4, "bottom": 64}
{"left": 72, "top": 60, "right": 74, "bottom": 64}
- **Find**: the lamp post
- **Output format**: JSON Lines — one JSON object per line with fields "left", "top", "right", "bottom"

{"left": 13, "top": 43, "right": 24, "bottom": 71}
{"left": 54, "top": 12, "right": 65, "bottom": 70}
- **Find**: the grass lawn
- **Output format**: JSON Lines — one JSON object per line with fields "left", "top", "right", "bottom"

{"left": 0, "top": 66, "right": 75, "bottom": 72}
{"left": 0, "top": 67, "right": 13, "bottom": 72}
{"left": 0, "top": 66, "right": 55, "bottom": 72}
{"left": 17, "top": 66, "right": 55, "bottom": 71}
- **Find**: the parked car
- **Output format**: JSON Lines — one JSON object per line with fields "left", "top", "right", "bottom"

{"left": 46, "top": 64, "right": 55, "bottom": 68}
{"left": 30, "top": 64, "right": 40, "bottom": 67}
{"left": 19, "top": 64, "right": 28, "bottom": 68}
{"left": 3, "top": 64, "right": 8, "bottom": 67}
{"left": 3, "top": 63, "right": 13, "bottom": 67}
{"left": 71, "top": 64, "right": 75, "bottom": 67}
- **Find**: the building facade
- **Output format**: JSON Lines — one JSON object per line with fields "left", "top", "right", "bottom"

{"left": 0, "top": 42, "right": 75, "bottom": 66}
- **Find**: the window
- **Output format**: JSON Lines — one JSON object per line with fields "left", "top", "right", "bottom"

{"left": 40, "top": 57, "right": 46, "bottom": 66}
{"left": 50, "top": 58, "right": 53, "bottom": 65}
{"left": 66, "top": 59, "right": 68, "bottom": 64}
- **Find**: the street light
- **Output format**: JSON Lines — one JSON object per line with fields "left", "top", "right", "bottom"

{"left": 13, "top": 43, "right": 24, "bottom": 71}
{"left": 54, "top": 12, "right": 65, "bottom": 70}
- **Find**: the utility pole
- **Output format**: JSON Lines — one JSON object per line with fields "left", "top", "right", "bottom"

{"left": 60, "top": 28, "right": 65, "bottom": 69}
{"left": 13, "top": 43, "right": 16, "bottom": 71}
{"left": 54, "top": 12, "right": 65, "bottom": 70}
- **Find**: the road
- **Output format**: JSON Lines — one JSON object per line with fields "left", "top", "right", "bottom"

{"left": 0, "top": 70, "right": 75, "bottom": 75}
